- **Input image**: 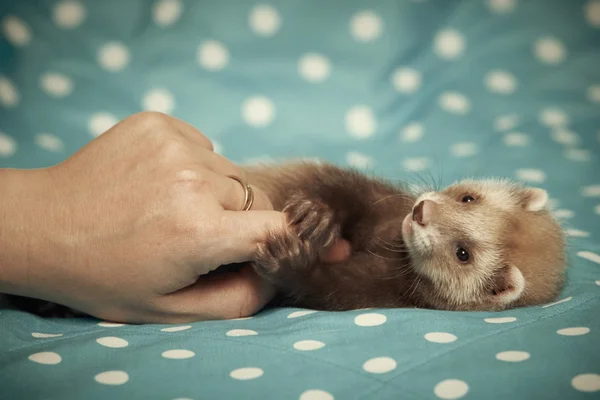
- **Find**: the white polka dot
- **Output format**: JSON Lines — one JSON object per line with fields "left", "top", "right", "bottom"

{"left": 484, "top": 316, "right": 516, "bottom": 324}
{"left": 249, "top": 4, "right": 281, "bottom": 37}
{"left": 515, "top": 168, "right": 546, "bottom": 184}
{"left": 596, "top": 280, "right": 600, "bottom": 286}
{"left": 557, "top": 327, "right": 590, "bottom": 336}
{"left": 488, "top": 0, "right": 516, "bottom": 14}
{"left": 293, "top": 340, "right": 325, "bottom": 351}
{"left": 350, "top": 11, "right": 382, "bottom": 42}
{"left": 161, "top": 325, "right": 192, "bottom": 332}
{"left": 484, "top": 70, "right": 517, "bottom": 94}
{"left": 0, "top": 132, "right": 17, "bottom": 157}
{"left": 403, "top": 157, "right": 430, "bottom": 172}
{"left": 434, "top": 379, "right": 469, "bottom": 399}
{"left": 97, "top": 321, "right": 125, "bottom": 327}
{"left": 212, "top": 140, "right": 223, "bottom": 155}
{"left": 392, "top": 68, "right": 421, "bottom": 93}
{"left": 231, "top": 316, "right": 253, "bottom": 321}
{"left": 242, "top": 96, "right": 275, "bottom": 128}
{"left": 95, "top": 370, "right": 129, "bottom": 385}
{"left": 542, "top": 296, "right": 572, "bottom": 308}
{"left": 230, "top": 367, "right": 264, "bottom": 380}
{"left": 97, "top": 42, "right": 130, "bottom": 72}
{"left": 287, "top": 310, "right": 317, "bottom": 319}
{"left": 582, "top": 184, "right": 600, "bottom": 197}
{"left": 89, "top": 112, "right": 119, "bottom": 137}
{"left": 424, "top": 332, "right": 457, "bottom": 343}
{"left": 197, "top": 40, "right": 229, "bottom": 71}
{"left": 495, "top": 351, "right": 530, "bottom": 362}
{"left": 534, "top": 37, "right": 566, "bottom": 65}
{"left": 400, "top": 122, "right": 424, "bottom": 142}
{"left": 551, "top": 129, "right": 580, "bottom": 146}
{"left": 595, "top": 204, "right": 600, "bottom": 215}
{"left": 96, "top": 336, "right": 129, "bottom": 348}
{"left": 346, "top": 151, "right": 373, "bottom": 169}
{"left": 539, "top": 108, "right": 568, "bottom": 128}
{"left": 299, "top": 389, "right": 334, "bottom": 400}
{"left": 438, "top": 92, "right": 471, "bottom": 114}
{"left": 565, "top": 148, "right": 591, "bottom": 162}
{"left": 2, "top": 16, "right": 31, "bottom": 46}
{"left": 553, "top": 209, "right": 574, "bottom": 219}
{"left": 345, "top": 105, "right": 377, "bottom": 139}
{"left": 434, "top": 29, "right": 466, "bottom": 60}
{"left": 153, "top": 0, "right": 182, "bottom": 27}
{"left": 588, "top": 84, "right": 600, "bottom": 103}
{"left": 162, "top": 349, "right": 195, "bottom": 359}
{"left": 40, "top": 72, "right": 73, "bottom": 97}
{"left": 362, "top": 357, "right": 397, "bottom": 374}
{"left": 578, "top": 251, "right": 600, "bottom": 264}
{"left": 354, "top": 312, "right": 387, "bottom": 327}
{"left": 32, "top": 332, "right": 63, "bottom": 338}
{"left": 494, "top": 114, "right": 520, "bottom": 132}
{"left": 142, "top": 88, "right": 175, "bottom": 114}
{"left": 567, "top": 229, "right": 590, "bottom": 238}
{"left": 0, "top": 77, "right": 20, "bottom": 107}
{"left": 298, "top": 54, "right": 331, "bottom": 83}
{"left": 35, "top": 133, "right": 64, "bottom": 152}
{"left": 572, "top": 374, "right": 600, "bottom": 392}
{"left": 53, "top": 1, "right": 86, "bottom": 29}
{"left": 585, "top": 1, "right": 600, "bottom": 27}
{"left": 28, "top": 352, "right": 62, "bottom": 365}
{"left": 504, "top": 132, "right": 529, "bottom": 146}
{"left": 226, "top": 329, "right": 258, "bottom": 337}
{"left": 450, "top": 142, "right": 478, "bottom": 158}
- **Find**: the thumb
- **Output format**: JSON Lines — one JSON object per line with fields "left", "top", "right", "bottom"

{"left": 215, "top": 210, "right": 287, "bottom": 265}
{"left": 160, "top": 265, "right": 276, "bottom": 321}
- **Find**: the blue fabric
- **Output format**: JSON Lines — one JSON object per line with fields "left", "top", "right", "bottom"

{"left": 1, "top": 0, "right": 599, "bottom": 399}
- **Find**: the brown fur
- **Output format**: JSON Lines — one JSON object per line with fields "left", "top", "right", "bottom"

{"left": 244, "top": 161, "right": 567, "bottom": 312}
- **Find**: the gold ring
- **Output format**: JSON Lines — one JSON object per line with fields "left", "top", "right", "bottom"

{"left": 227, "top": 175, "right": 254, "bottom": 211}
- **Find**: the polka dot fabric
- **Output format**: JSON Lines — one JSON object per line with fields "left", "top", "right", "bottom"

{"left": 1, "top": 1, "right": 599, "bottom": 399}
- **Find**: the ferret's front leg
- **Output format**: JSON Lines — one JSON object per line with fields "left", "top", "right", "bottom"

{"left": 252, "top": 191, "right": 341, "bottom": 281}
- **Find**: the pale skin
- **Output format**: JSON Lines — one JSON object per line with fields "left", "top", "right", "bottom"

{"left": 0, "top": 112, "right": 350, "bottom": 324}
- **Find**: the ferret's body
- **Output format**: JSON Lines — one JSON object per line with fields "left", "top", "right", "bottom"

{"left": 246, "top": 160, "right": 567, "bottom": 312}
{"left": 6, "top": 160, "right": 567, "bottom": 316}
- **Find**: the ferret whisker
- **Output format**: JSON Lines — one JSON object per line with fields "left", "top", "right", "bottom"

{"left": 374, "top": 237, "right": 408, "bottom": 251}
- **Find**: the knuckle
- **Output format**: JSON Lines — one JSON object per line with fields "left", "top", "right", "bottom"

{"left": 127, "top": 111, "right": 171, "bottom": 132}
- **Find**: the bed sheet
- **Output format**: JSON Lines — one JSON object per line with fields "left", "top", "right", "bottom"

{"left": 1, "top": 1, "right": 599, "bottom": 399}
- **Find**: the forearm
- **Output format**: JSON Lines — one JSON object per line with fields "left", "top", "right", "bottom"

{"left": 0, "top": 168, "right": 61, "bottom": 298}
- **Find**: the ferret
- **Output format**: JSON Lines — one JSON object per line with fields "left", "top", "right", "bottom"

{"left": 4, "top": 160, "right": 567, "bottom": 317}
{"left": 246, "top": 160, "right": 567, "bottom": 312}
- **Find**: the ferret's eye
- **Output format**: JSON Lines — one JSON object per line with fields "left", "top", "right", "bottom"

{"left": 461, "top": 195, "right": 475, "bottom": 203}
{"left": 455, "top": 247, "right": 470, "bottom": 263}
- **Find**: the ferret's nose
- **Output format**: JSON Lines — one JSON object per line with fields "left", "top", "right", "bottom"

{"left": 412, "top": 200, "right": 434, "bottom": 226}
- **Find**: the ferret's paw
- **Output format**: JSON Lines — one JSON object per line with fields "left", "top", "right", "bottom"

{"left": 283, "top": 192, "right": 340, "bottom": 249}
{"left": 253, "top": 230, "right": 315, "bottom": 276}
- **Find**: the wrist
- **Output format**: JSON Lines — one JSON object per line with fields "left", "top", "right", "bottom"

{"left": 0, "top": 167, "right": 64, "bottom": 299}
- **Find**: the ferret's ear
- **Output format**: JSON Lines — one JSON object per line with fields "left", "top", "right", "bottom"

{"left": 522, "top": 188, "right": 548, "bottom": 212}
{"left": 489, "top": 265, "right": 525, "bottom": 305}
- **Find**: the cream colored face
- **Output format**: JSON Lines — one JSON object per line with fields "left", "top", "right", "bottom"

{"left": 401, "top": 179, "right": 566, "bottom": 311}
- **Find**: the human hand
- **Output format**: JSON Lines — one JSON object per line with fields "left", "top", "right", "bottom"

{"left": 1, "top": 112, "right": 349, "bottom": 323}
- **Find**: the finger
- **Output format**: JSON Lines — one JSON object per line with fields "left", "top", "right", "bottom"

{"left": 198, "top": 148, "right": 244, "bottom": 178}
{"left": 164, "top": 114, "right": 215, "bottom": 151}
{"left": 214, "top": 210, "right": 287, "bottom": 265}
{"left": 320, "top": 238, "right": 352, "bottom": 264}
{"left": 160, "top": 265, "right": 275, "bottom": 320}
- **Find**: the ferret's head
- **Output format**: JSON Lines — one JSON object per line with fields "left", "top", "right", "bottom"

{"left": 401, "top": 179, "right": 566, "bottom": 311}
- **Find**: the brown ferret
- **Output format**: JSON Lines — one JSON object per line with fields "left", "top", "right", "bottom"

{"left": 5, "top": 160, "right": 567, "bottom": 317}
{"left": 245, "top": 160, "right": 567, "bottom": 312}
